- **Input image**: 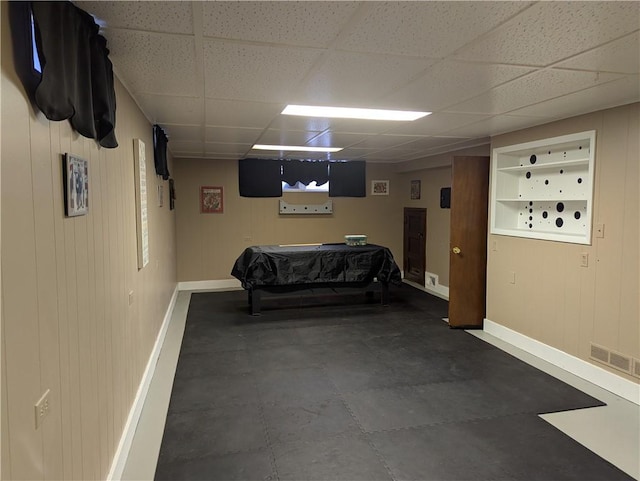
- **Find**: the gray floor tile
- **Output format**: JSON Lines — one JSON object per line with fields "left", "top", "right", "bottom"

{"left": 272, "top": 434, "right": 392, "bottom": 481}
{"left": 168, "top": 373, "right": 258, "bottom": 413}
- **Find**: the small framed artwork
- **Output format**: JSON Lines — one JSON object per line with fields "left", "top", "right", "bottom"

{"left": 200, "top": 186, "right": 223, "bottom": 213}
{"left": 63, "top": 153, "right": 88, "bottom": 217}
{"left": 411, "top": 180, "right": 421, "bottom": 200}
{"left": 371, "top": 180, "right": 389, "bottom": 196}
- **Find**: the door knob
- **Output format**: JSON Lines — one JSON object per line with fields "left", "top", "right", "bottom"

{"left": 452, "top": 246, "right": 461, "bottom": 254}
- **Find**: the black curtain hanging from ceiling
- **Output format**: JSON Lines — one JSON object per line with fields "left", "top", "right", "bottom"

{"left": 30, "top": 1, "right": 118, "bottom": 148}
{"left": 239, "top": 158, "right": 283, "bottom": 197}
{"left": 282, "top": 160, "right": 329, "bottom": 186}
{"left": 328, "top": 161, "right": 366, "bottom": 197}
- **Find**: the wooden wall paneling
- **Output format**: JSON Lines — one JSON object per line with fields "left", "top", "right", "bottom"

{"left": 1, "top": 69, "right": 44, "bottom": 480}
{"left": 617, "top": 107, "right": 639, "bottom": 357}
{"left": 592, "top": 112, "right": 625, "bottom": 350}
{"left": 61, "top": 125, "right": 86, "bottom": 481}
{"left": 99, "top": 144, "right": 115, "bottom": 467}
{"left": 561, "top": 242, "right": 582, "bottom": 356}
{"left": 1, "top": 320, "right": 11, "bottom": 481}
{"left": 91, "top": 147, "right": 109, "bottom": 479}
{"left": 49, "top": 121, "right": 74, "bottom": 481}
{"left": 30, "top": 109, "right": 65, "bottom": 481}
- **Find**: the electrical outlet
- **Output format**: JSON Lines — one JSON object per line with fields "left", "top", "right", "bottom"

{"left": 128, "top": 290, "right": 134, "bottom": 306}
{"left": 34, "top": 389, "right": 51, "bottom": 429}
{"left": 580, "top": 253, "right": 589, "bottom": 267}
{"left": 492, "top": 240, "right": 497, "bottom": 252}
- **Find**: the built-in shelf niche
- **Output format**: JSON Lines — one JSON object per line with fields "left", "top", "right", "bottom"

{"left": 490, "top": 130, "right": 596, "bottom": 244}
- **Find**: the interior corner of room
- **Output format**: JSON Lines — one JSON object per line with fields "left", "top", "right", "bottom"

{"left": 1, "top": 1, "right": 639, "bottom": 480}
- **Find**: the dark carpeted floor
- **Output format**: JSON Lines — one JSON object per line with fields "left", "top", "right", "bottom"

{"left": 155, "top": 285, "right": 632, "bottom": 481}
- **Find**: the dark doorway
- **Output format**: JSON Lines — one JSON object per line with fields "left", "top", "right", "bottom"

{"left": 403, "top": 207, "right": 426, "bottom": 286}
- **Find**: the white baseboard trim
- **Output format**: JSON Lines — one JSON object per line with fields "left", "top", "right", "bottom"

{"left": 107, "top": 284, "right": 179, "bottom": 481}
{"left": 178, "top": 279, "right": 242, "bottom": 291}
{"left": 484, "top": 319, "right": 640, "bottom": 405}
{"left": 402, "top": 279, "right": 449, "bottom": 300}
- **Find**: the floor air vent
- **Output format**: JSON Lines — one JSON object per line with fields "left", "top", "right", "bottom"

{"left": 591, "top": 343, "right": 637, "bottom": 376}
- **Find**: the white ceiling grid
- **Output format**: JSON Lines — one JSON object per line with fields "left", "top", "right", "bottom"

{"left": 73, "top": 0, "right": 640, "bottom": 164}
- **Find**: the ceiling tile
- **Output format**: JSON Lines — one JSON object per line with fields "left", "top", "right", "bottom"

{"left": 398, "top": 136, "right": 474, "bottom": 151}
{"left": 295, "top": 51, "right": 436, "bottom": 105}
{"left": 359, "top": 148, "right": 422, "bottom": 162}
{"left": 169, "top": 141, "right": 204, "bottom": 155}
{"left": 205, "top": 126, "right": 264, "bottom": 144}
{"left": 204, "top": 142, "right": 253, "bottom": 156}
{"left": 202, "top": 2, "right": 361, "bottom": 47}
{"left": 203, "top": 40, "right": 322, "bottom": 102}
{"left": 307, "top": 131, "right": 371, "bottom": 149}
{"left": 136, "top": 94, "right": 203, "bottom": 125}
{"left": 162, "top": 124, "right": 202, "bottom": 142}
{"left": 555, "top": 32, "right": 640, "bottom": 75}
{"left": 447, "top": 69, "right": 622, "bottom": 115}
{"left": 384, "top": 60, "right": 535, "bottom": 111}
{"left": 336, "top": 2, "right": 532, "bottom": 57}
{"left": 347, "top": 135, "right": 421, "bottom": 150}
{"left": 107, "top": 30, "right": 198, "bottom": 95}
{"left": 453, "top": 2, "right": 640, "bottom": 66}
{"left": 509, "top": 75, "right": 640, "bottom": 119}
{"left": 78, "top": 1, "right": 193, "bottom": 34}
{"left": 445, "top": 115, "right": 557, "bottom": 137}
{"left": 256, "top": 129, "right": 324, "bottom": 146}
{"left": 205, "top": 99, "right": 282, "bottom": 129}
{"left": 267, "top": 116, "right": 395, "bottom": 135}
{"left": 382, "top": 112, "right": 492, "bottom": 136}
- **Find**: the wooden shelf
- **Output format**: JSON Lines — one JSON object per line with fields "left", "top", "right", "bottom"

{"left": 490, "top": 131, "right": 595, "bottom": 245}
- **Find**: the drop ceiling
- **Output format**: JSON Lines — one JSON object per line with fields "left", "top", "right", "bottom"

{"left": 74, "top": 1, "right": 640, "bottom": 164}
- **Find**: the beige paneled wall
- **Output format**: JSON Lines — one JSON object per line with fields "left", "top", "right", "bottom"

{"left": 1, "top": 5, "right": 178, "bottom": 479}
{"left": 487, "top": 103, "right": 639, "bottom": 383}
{"left": 397, "top": 167, "right": 452, "bottom": 287}
{"left": 174, "top": 159, "right": 403, "bottom": 282}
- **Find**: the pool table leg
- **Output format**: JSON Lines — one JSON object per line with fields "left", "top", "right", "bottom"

{"left": 249, "top": 289, "right": 262, "bottom": 315}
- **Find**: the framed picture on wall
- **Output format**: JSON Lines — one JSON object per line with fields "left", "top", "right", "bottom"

{"left": 411, "top": 180, "right": 421, "bottom": 200}
{"left": 371, "top": 180, "right": 389, "bottom": 196}
{"left": 63, "top": 153, "right": 88, "bottom": 217}
{"left": 200, "top": 186, "right": 223, "bottom": 213}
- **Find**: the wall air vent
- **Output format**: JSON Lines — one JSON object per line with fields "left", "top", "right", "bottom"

{"left": 609, "top": 351, "right": 632, "bottom": 374}
{"left": 590, "top": 343, "right": 609, "bottom": 364}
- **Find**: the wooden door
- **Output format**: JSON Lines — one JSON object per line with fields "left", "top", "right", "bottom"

{"left": 403, "top": 208, "right": 426, "bottom": 286}
{"left": 449, "top": 156, "right": 490, "bottom": 328}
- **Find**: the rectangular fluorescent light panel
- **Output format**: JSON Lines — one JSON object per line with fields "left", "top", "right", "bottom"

{"left": 252, "top": 144, "right": 343, "bottom": 153}
{"left": 282, "top": 105, "right": 431, "bottom": 121}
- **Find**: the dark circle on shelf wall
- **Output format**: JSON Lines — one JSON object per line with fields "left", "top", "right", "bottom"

{"left": 530, "top": 154, "right": 537, "bottom": 164}
{"left": 529, "top": 223, "right": 533, "bottom": 228}
{"left": 545, "top": 179, "right": 549, "bottom": 185}
{"left": 556, "top": 218, "right": 564, "bottom": 228}
{"left": 579, "top": 146, "right": 582, "bottom": 149}
{"left": 529, "top": 201, "right": 533, "bottom": 206}
{"left": 556, "top": 202, "right": 565, "bottom": 212}
{"left": 560, "top": 169, "right": 564, "bottom": 174}
{"left": 574, "top": 211, "right": 581, "bottom": 220}
{"left": 577, "top": 178, "right": 583, "bottom": 184}
{"left": 526, "top": 171, "right": 531, "bottom": 179}
{"left": 542, "top": 211, "right": 548, "bottom": 219}
{"left": 529, "top": 208, "right": 533, "bottom": 214}
{"left": 529, "top": 216, "right": 533, "bottom": 221}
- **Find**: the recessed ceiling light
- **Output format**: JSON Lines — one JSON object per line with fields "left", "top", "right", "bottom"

{"left": 282, "top": 105, "right": 431, "bottom": 121}
{"left": 251, "top": 144, "right": 343, "bottom": 153}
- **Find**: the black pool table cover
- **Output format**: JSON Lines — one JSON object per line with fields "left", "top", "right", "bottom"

{"left": 231, "top": 243, "right": 402, "bottom": 290}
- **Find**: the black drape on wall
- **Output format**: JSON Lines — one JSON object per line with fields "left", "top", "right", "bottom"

{"left": 239, "top": 158, "right": 283, "bottom": 197}
{"left": 328, "top": 161, "right": 366, "bottom": 197}
{"left": 154, "top": 125, "right": 170, "bottom": 180}
{"left": 30, "top": 1, "right": 118, "bottom": 148}
{"left": 282, "top": 160, "right": 329, "bottom": 186}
